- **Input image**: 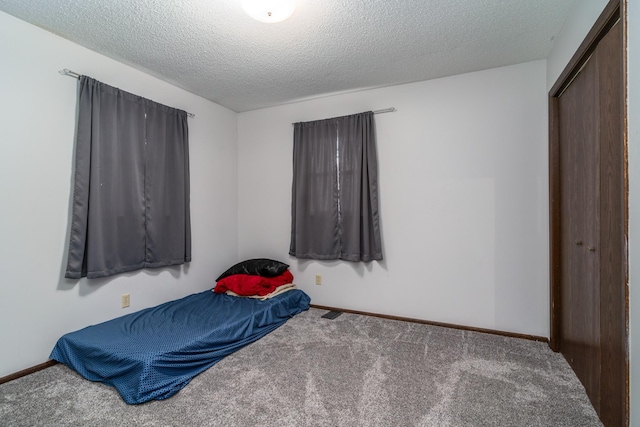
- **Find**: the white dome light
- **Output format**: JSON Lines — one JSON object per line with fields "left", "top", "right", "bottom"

{"left": 241, "top": 0, "right": 296, "bottom": 23}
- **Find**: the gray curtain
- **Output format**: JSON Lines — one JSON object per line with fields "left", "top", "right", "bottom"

{"left": 65, "top": 76, "right": 191, "bottom": 279}
{"left": 290, "top": 111, "right": 382, "bottom": 261}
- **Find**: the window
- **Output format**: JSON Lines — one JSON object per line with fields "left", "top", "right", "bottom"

{"left": 290, "top": 111, "right": 382, "bottom": 261}
{"left": 65, "top": 76, "right": 191, "bottom": 279}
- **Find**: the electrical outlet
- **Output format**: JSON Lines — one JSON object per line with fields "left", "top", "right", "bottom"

{"left": 121, "top": 293, "right": 130, "bottom": 308}
{"left": 315, "top": 274, "right": 322, "bottom": 285}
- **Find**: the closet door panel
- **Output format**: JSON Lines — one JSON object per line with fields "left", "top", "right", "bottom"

{"left": 558, "top": 52, "right": 601, "bottom": 411}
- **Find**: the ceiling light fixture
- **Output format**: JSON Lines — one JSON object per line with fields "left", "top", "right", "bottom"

{"left": 241, "top": 0, "right": 296, "bottom": 23}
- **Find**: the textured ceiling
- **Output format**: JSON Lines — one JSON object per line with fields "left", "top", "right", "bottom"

{"left": 0, "top": 0, "right": 578, "bottom": 112}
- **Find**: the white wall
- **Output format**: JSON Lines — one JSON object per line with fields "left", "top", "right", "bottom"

{"left": 238, "top": 60, "right": 549, "bottom": 337}
{"left": 0, "top": 11, "right": 238, "bottom": 377}
{"left": 627, "top": 0, "right": 639, "bottom": 423}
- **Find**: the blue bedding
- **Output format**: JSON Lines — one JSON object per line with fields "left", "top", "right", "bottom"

{"left": 50, "top": 289, "right": 310, "bottom": 404}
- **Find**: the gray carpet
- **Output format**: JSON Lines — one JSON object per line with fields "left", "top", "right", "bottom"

{"left": 1, "top": 308, "right": 602, "bottom": 426}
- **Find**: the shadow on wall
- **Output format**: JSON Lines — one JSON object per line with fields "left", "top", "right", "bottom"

{"left": 293, "top": 257, "right": 387, "bottom": 278}
{"left": 58, "top": 265, "right": 189, "bottom": 296}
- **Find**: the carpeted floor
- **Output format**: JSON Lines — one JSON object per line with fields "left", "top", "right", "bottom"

{"left": 0, "top": 308, "right": 602, "bottom": 426}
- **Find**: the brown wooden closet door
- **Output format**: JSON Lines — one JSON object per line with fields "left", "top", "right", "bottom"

{"left": 555, "top": 18, "right": 625, "bottom": 426}
{"left": 558, "top": 50, "right": 601, "bottom": 410}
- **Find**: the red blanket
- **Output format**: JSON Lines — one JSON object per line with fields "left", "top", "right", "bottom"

{"left": 213, "top": 270, "right": 294, "bottom": 296}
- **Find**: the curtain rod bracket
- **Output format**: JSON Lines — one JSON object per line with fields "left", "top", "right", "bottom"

{"left": 59, "top": 68, "right": 81, "bottom": 79}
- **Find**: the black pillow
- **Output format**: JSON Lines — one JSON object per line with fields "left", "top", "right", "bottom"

{"left": 216, "top": 258, "right": 289, "bottom": 282}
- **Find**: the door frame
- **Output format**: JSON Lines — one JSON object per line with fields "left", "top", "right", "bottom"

{"left": 548, "top": 0, "right": 628, "bottom": 423}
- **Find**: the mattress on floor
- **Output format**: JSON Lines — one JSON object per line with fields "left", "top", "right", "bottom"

{"left": 50, "top": 289, "right": 310, "bottom": 404}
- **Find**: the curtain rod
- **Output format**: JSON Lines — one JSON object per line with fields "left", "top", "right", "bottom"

{"left": 58, "top": 69, "right": 196, "bottom": 118}
{"left": 291, "top": 107, "right": 396, "bottom": 126}
{"left": 371, "top": 107, "right": 396, "bottom": 114}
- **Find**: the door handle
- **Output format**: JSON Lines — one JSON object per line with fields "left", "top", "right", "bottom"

{"left": 587, "top": 246, "right": 596, "bottom": 252}
{"left": 575, "top": 240, "right": 583, "bottom": 246}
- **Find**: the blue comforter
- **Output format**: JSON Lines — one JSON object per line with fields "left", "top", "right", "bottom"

{"left": 50, "top": 289, "right": 310, "bottom": 404}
